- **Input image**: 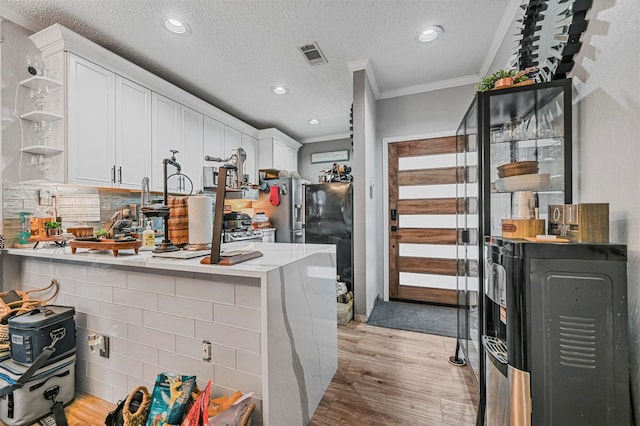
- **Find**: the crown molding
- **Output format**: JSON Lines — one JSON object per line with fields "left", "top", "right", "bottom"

{"left": 0, "top": 5, "right": 44, "bottom": 32}
{"left": 302, "top": 133, "right": 352, "bottom": 144}
{"left": 347, "top": 58, "right": 380, "bottom": 99}
{"left": 378, "top": 74, "right": 479, "bottom": 100}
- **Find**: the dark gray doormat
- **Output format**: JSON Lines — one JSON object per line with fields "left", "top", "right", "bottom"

{"left": 367, "top": 300, "right": 457, "bottom": 338}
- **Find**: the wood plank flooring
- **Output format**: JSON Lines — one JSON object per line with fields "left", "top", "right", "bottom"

{"left": 6, "top": 322, "right": 478, "bottom": 426}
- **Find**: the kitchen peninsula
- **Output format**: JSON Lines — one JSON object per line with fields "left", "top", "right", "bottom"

{"left": 2, "top": 242, "right": 338, "bottom": 425}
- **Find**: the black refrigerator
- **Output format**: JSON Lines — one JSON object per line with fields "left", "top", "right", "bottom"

{"left": 304, "top": 183, "right": 353, "bottom": 290}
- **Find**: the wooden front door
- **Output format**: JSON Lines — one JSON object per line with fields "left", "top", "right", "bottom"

{"left": 388, "top": 136, "right": 469, "bottom": 305}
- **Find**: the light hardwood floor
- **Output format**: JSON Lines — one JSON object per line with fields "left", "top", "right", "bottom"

{"left": 10, "top": 322, "right": 478, "bottom": 426}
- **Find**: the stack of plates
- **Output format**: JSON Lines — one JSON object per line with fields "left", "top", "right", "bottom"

{"left": 495, "top": 173, "right": 550, "bottom": 192}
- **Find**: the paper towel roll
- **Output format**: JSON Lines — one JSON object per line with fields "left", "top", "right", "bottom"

{"left": 188, "top": 195, "right": 213, "bottom": 245}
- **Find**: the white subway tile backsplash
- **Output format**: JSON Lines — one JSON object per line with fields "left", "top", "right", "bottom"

{"left": 128, "top": 270, "right": 175, "bottom": 295}
{"left": 77, "top": 376, "right": 115, "bottom": 403}
{"left": 75, "top": 281, "right": 113, "bottom": 302}
{"left": 143, "top": 363, "right": 162, "bottom": 383}
{"left": 99, "top": 352, "right": 145, "bottom": 379}
{"left": 175, "top": 336, "right": 207, "bottom": 361}
{"left": 237, "top": 350, "right": 262, "bottom": 376}
{"left": 128, "top": 325, "right": 176, "bottom": 352}
{"left": 212, "top": 344, "right": 237, "bottom": 370}
{"left": 158, "top": 350, "right": 215, "bottom": 382}
{"left": 214, "top": 304, "right": 261, "bottom": 332}
{"left": 196, "top": 321, "right": 261, "bottom": 354}
{"left": 176, "top": 277, "right": 235, "bottom": 305}
{"left": 53, "top": 261, "right": 89, "bottom": 282}
{"left": 111, "top": 337, "right": 159, "bottom": 365}
{"left": 87, "top": 360, "right": 128, "bottom": 389}
{"left": 87, "top": 264, "right": 128, "bottom": 287}
{"left": 158, "top": 294, "right": 213, "bottom": 322}
{"left": 113, "top": 288, "right": 158, "bottom": 311}
{"left": 64, "top": 294, "right": 101, "bottom": 316}
{"left": 100, "top": 302, "right": 143, "bottom": 326}
{"left": 214, "top": 365, "right": 263, "bottom": 398}
{"left": 143, "top": 310, "right": 195, "bottom": 338}
{"left": 24, "top": 258, "right": 56, "bottom": 275}
{"left": 86, "top": 315, "right": 128, "bottom": 339}
{"left": 235, "top": 284, "right": 261, "bottom": 309}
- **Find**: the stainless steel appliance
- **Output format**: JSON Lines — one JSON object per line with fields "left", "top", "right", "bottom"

{"left": 484, "top": 237, "right": 631, "bottom": 425}
{"left": 262, "top": 177, "right": 305, "bottom": 243}
{"left": 304, "top": 182, "right": 353, "bottom": 288}
{"left": 222, "top": 212, "right": 263, "bottom": 243}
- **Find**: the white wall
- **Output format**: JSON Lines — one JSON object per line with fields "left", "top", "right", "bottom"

{"left": 297, "top": 137, "right": 352, "bottom": 183}
{"left": 569, "top": 0, "right": 640, "bottom": 414}
{"left": 352, "top": 69, "right": 380, "bottom": 320}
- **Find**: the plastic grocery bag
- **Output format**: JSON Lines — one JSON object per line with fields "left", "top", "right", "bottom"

{"left": 181, "top": 381, "right": 211, "bottom": 426}
{"left": 208, "top": 392, "right": 254, "bottom": 426}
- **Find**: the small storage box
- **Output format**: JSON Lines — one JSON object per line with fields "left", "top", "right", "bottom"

{"left": 0, "top": 354, "right": 75, "bottom": 425}
{"left": 9, "top": 306, "right": 76, "bottom": 366}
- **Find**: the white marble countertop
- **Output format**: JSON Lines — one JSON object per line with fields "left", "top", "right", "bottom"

{"left": 5, "top": 242, "right": 334, "bottom": 279}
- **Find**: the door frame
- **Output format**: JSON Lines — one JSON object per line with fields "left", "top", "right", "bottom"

{"left": 382, "top": 130, "right": 458, "bottom": 301}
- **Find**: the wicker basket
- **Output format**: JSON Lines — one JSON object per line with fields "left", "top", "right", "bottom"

{"left": 497, "top": 161, "right": 538, "bottom": 178}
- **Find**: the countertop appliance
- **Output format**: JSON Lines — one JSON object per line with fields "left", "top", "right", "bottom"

{"left": 304, "top": 182, "right": 353, "bottom": 289}
{"left": 222, "top": 212, "right": 263, "bottom": 243}
{"left": 262, "top": 177, "right": 305, "bottom": 243}
{"left": 483, "top": 237, "right": 631, "bottom": 426}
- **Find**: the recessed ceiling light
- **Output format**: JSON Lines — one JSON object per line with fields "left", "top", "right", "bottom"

{"left": 415, "top": 25, "right": 443, "bottom": 43}
{"left": 163, "top": 17, "right": 191, "bottom": 35}
{"left": 308, "top": 119, "right": 320, "bottom": 125}
{"left": 271, "top": 86, "right": 289, "bottom": 95}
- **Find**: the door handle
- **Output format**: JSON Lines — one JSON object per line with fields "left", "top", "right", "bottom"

{"left": 111, "top": 165, "right": 116, "bottom": 184}
{"left": 117, "top": 167, "right": 122, "bottom": 184}
{"left": 391, "top": 209, "right": 397, "bottom": 221}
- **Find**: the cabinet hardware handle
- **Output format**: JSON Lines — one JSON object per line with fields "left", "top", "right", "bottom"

{"left": 118, "top": 167, "right": 122, "bottom": 184}
{"left": 111, "top": 166, "right": 116, "bottom": 183}
{"left": 391, "top": 209, "right": 397, "bottom": 221}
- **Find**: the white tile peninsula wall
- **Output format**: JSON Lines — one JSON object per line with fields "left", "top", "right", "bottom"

{"left": 2, "top": 244, "right": 337, "bottom": 425}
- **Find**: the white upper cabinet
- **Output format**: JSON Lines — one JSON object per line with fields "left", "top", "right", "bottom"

{"left": 272, "top": 139, "right": 286, "bottom": 170}
{"left": 241, "top": 133, "right": 258, "bottom": 184}
{"left": 180, "top": 106, "right": 204, "bottom": 193}
{"left": 257, "top": 128, "right": 301, "bottom": 173}
{"left": 203, "top": 116, "right": 225, "bottom": 161}
{"left": 151, "top": 94, "right": 204, "bottom": 194}
{"left": 115, "top": 76, "right": 152, "bottom": 188}
{"left": 224, "top": 126, "right": 242, "bottom": 157}
{"left": 284, "top": 143, "right": 298, "bottom": 172}
{"left": 67, "top": 53, "right": 116, "bottom": 186}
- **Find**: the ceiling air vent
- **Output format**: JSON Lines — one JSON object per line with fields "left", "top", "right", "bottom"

{"left": 299, "top": 42, "right": 328, "bottom": 66}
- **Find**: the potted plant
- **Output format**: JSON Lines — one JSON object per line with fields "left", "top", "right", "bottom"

{"left": 44, "top": 220, "right": 62, "bottom": 237}
{"left": 95, "top": 229, "right": 108, "bottom": 239}
{"left": 476, "top": 67, "right": 535, "bottom": 92}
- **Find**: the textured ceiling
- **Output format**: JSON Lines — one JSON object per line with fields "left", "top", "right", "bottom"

{"left": 0, "top": 0, "right": 514, "bottom": 142}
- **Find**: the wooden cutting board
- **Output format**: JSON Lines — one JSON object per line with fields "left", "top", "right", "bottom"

{"left": 70, "top": 239, "right": 142, "bottom": 256}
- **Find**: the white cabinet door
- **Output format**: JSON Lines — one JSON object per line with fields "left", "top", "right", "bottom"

{"left": 67, "top": 53, "right": 115, "bottom": 186}
{"left": 203, "top": 116, "right": 224, "bottom": 160}
{"left": 115, "top": 76, "right": 151, "bottom": 189}
{"left": 272, "top": 139, "right": 286, "bottom": 170}
{"left": 180, "top": 106, "right": 204, "bottom": 193}
{"left": 223, "top": 126, "right": 241, "bottom": 158}
{"left": 284, "top": 145, "right": 298, "bottom": 172}
{"left": 152, "top": 93, "right": 181, "bottom": 192}
{"left": 241, "top": 133, "right": 258, "bottom": 184}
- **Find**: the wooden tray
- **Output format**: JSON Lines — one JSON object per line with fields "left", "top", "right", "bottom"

{"left": 524, "top": 236, "right": 569, "bottom": 243}
{"left": 70, "top": 239, "right": 142, "bottom": 256}
{"left": 492, "top": 79, "right": 535, "bottom": 90}
{"left": 200, "top": 250, "right": 263, "bottom": 265}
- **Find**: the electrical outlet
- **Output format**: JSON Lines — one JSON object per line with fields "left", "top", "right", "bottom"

{"left": 99, "top": 335, "right": 110, "bottom": 358}
{"left": 202, "top": 340, "right": 212, "bottom": 362}
{"left": 39, "top": 189, "right": 52, "bottom": 206}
